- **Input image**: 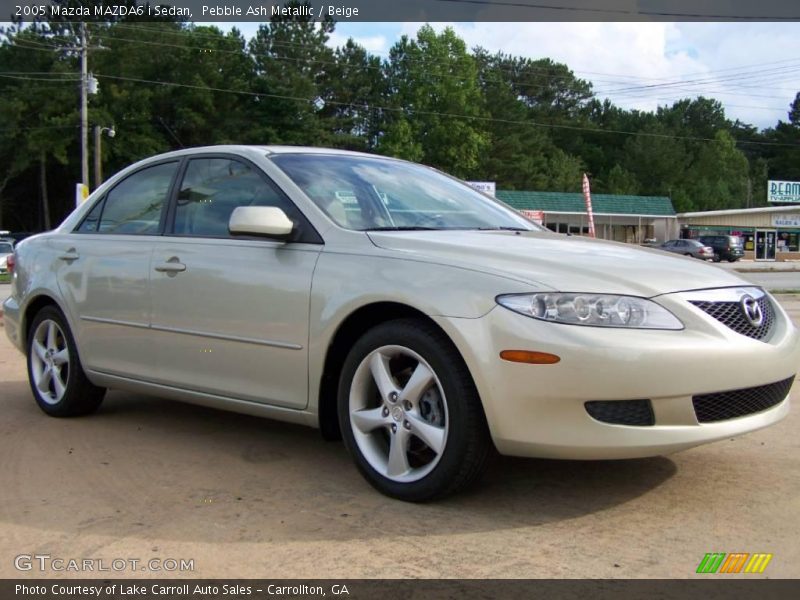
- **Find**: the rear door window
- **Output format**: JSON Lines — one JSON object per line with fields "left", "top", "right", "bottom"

{"left": 87, "top": 162, "right": 178, "bottom": 234}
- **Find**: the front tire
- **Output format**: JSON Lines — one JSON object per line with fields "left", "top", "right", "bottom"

{"left": 26, "top": 306, "right": 106, "bottom": 417}
{"left": 337, "top": 319, "right": 490, "bottom": 501}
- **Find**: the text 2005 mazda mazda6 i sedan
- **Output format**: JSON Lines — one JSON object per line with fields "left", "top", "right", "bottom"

{"left": 3, "top": 146, "right": 799, "bottom": 500}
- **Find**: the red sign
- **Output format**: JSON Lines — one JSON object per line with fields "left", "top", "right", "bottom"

{"left": 520, "top": 210, "right": 544, "bottom": 225}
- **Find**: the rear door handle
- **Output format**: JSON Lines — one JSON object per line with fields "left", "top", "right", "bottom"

{"left": 58, "top": 248, "right": 80, "bottom": 261}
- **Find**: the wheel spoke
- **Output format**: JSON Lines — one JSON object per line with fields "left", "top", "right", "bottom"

{"left": 52, "top": 370, "right": 67, "bottom": 400}
{"left": 407, "top": 413, "right": 446, "bottom": 455}
{"left": 401, "top": 362, "right": 434, "bottom": 405}
{"left": 33, "top": 340, "right": 48, "bottom": 362}
{"left": 369, "top": 352, "right": 398, "bottom": 400}
{"left": 351, "top": 406, "right": 388, "bottom": 434}
{"left": 37, "top": 366, "right": 53, "bottom": 394}
{"left": 52, "top": 349, "right": 69, "bottom": 366}
{"left": 386, "top": 428, "right": 411, "bottom": 477}
{"left": 46, "top": 321, "right": 58, "bottom": 351}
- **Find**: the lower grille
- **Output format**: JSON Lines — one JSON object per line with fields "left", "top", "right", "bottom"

{"left": 693, "top": 377, "right": 794, "bottom": 423}
{"left": 585, "top": 399, "right": 654, "bottom": 426}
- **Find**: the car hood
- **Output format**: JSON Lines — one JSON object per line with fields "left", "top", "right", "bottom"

{"left": 367, "top": 230, "right": 748, "bottom": 297}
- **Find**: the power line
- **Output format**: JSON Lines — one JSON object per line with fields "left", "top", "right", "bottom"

{"left": 0, "top": 124, "right": 78, "bottom": 132}
{"left": 39, "top": 20, "right": 790, "bottom": 112}
{"left": 0, "top": 73, "right": 78, "bottom": 81}
{"left": 87, "top": 28, "right": 800, "bottom": 103}
{"left": 112, "top": 21, "right": 800, "bottom": 90}
{"left": 94, "top": 72, "right": 800, "bottom": 147}
{"left": 15, "top": 20, "right": 800, "bottom": 94}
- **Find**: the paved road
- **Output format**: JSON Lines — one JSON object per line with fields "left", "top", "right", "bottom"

{"left": 0, "top": 297, "right": 798, "bottom": 579}
{"left": 733, "top": 270, "right": 800, "bottom": 291}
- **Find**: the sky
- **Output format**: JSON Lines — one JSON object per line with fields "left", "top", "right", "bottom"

{"left": 233, "top": 21, "right": 800, "bottom": 130}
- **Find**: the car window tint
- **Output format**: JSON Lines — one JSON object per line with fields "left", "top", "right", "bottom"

{"left": 97, "top": 162, "right": 177, "bottom": 234}
{"left": 76, "top": 198, "right": 105, "bottom": 233}
{"left": 173, "top": 158, "right": 298, "bottom": 237}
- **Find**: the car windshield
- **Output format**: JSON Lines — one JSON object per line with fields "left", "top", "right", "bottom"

{"left": 269, "top": 153, "right": 539, "bottom": 232}
{"left": 0, "top": 242, "right": 12, "bottom": 253}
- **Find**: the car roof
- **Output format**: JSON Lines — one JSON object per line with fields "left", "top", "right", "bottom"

{"left": 138, "top": 145, "right": 390, "bottom": 163}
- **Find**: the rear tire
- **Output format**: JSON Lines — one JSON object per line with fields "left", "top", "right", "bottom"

{"left": 26, "top": 306, "right": 106, "bottom": 417}
{"left": 337, "top": 319, "right": 491, "bottom": 501}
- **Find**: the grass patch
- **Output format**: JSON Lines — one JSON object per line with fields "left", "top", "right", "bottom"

{"left": 0, "top": 273, "right": 9, "bottom": 284}
{"left": 770, "top": 289, "right": 800, "bottom": 295}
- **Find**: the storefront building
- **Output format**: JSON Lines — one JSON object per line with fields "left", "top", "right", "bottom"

{"left": 496, "top": 190, "right": 677, "bottom": 243}
{"left": 678, "top": 206, "right": 800, "bottom": 261}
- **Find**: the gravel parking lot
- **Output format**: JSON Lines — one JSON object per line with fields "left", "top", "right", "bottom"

{"left": 0, "top": 296, "right": 798, "bottom": 579}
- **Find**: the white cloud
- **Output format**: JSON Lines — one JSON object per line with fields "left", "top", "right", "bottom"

{"left": 327, "top": 31, "right": 388, "bottom": 54}
{"left": 396, "top": 22, "right": 798, "bottom": 129}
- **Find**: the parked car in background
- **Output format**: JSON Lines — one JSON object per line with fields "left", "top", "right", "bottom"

{"left": 659, "top": 239, "right": 715, "bottom": 260}
{"left": 3, "top": 146, "right": 798, "bottom": 501}
{"left": 0, "top": 240, "right": 14, "bottom": 275}
{"left": 698, "top": 235, "right": 745, "bottom": 263}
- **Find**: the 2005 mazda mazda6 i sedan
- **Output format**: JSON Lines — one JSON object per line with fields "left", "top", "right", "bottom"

{"left": 4, "top": 146, "right": 799, "bottom": 500}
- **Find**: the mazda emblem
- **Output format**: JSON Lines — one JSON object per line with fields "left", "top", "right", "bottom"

{"left": 740, "top": 295, "right": 764, "bottom": 327}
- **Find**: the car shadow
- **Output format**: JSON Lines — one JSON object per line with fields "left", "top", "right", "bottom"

{"left": 2, "top": 388, "right": 677, "bottom": 543}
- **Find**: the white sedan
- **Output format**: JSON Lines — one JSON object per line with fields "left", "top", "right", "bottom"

{"left": 0, "top": 240, "right": 13, "bottom": 274}
{"left": 3, "top": 146, "right": 798, "bottom": 501}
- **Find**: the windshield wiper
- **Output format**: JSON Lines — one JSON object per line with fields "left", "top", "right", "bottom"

{"left": 364, "top": 226, "right": 442, "bottom": 231}
{"left": 475, "top": 226, "right": 529, "bottom": 231}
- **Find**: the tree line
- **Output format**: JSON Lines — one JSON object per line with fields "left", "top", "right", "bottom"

{"left": 1, "top": 2, "right": 799, "bottom": 231}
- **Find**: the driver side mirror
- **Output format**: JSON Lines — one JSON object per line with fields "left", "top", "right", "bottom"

{"left": 229, "top": 206, "right": 294, "bottom": 240}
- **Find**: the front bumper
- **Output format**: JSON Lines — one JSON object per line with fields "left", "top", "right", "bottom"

{"left": 433, "top": 291, "right": 799, "bottom": 459}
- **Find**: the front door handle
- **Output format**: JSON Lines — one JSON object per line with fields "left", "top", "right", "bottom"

{"left": 154, "top": 257, "right": 187, "bottom": 274}
{"left": 58, "top": 248, "right": 80, "bottom": 261}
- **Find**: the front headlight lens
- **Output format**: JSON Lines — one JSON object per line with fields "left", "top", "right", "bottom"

{"left": 496, "top": 293, "right": 683, "bottom": 330}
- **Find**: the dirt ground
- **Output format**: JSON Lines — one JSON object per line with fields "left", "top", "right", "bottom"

{"left": 0, "top": 297, "right": 799, "bottom": 579}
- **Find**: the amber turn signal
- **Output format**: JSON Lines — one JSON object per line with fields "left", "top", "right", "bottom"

{"left": 500, "top": 350, "right": 561, "bottom": 364}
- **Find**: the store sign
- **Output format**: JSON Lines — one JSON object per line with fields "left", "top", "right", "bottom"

{"left": 519, "top": 209, "right": 545, "bottom": 225}
{"left": 772, "top": 214, "right": 800, "bottom": 227}
{"left": 768, "top": 180, "right": 800, "bottom": 203}
{"left": 467, "top": 181, "right": 496, "bottom": 197}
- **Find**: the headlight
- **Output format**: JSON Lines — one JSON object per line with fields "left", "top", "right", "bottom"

{"left": 496, "top": 293, "right": 683, "bottom": 330}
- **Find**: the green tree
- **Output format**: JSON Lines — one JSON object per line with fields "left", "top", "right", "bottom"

{"left": 249, "top": 1, "right": 335, "bottom": 145}
{"left": 0, "top": 24, "right": 77, "bottom": 228}
{"left": 380, "top": 25, "right": 487, "bottom": 177}
{"left": 605, "top": 164, "right": 639, "bottom": 195}
{"left": 322, "top": 38, "right": 386, "bottom": 151}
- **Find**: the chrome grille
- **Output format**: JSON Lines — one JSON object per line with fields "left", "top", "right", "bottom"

{"left": 687, "top": 289, "right": 775, "bottom": 341}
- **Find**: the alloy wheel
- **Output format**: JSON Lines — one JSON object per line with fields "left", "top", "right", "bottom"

{"left": 30, "top": 319, "right": 71, "bottom": 405}
{"left": 348, "top": 345, "right": 449, "bottom": 483}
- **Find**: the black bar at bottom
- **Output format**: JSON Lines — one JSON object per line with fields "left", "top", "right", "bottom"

{"left": 2, "top": 579, "right": 799, "bottom": 600}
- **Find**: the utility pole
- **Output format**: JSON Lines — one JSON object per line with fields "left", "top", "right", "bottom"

{"left": 80, "top": 22, "right": 89, "bottom": 192}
